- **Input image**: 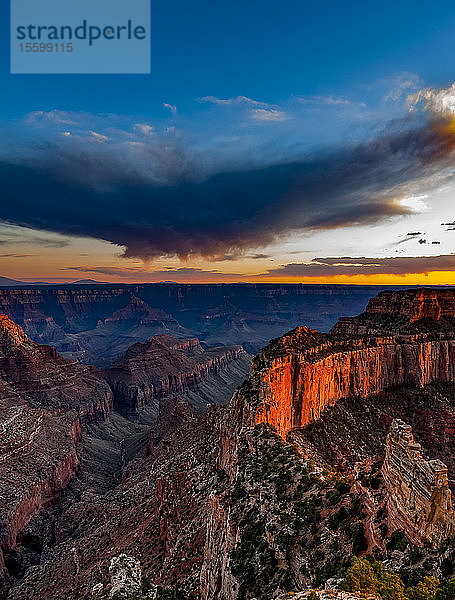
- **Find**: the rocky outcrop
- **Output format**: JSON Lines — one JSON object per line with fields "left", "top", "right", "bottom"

{"left": 0, "top": 315, "right": 113, "bottom": 574}
{"left": 7, "top": 288, "right": 455, "bottom": 600}
{"left": 249, "top": 326, "right": 455, "bottom": 439}
{"left": 103, "top": 296, "right": 176, "bottom": 326}
{"left": 332, "top": 288, "right": 455, "bottom": 335}
{"left": 103, "top": 334, "right": 249, "bottom": 417}
{"left": 0, "top": 319, "right": 248, "bottom": 599}
{"left": 0, "top": 314, "right": 112, "bottom": 420}
{"left": 382, "top": 419, "right": 455, "bottom": 547}
{"left": 6, "top": 413, "right": 219, "bottom": 600}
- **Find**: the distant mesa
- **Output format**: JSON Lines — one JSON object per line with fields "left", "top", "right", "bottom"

{"left": 0, "top": 276, "right": 31, "bottom": 287}
{"left": 0, "top": 276, "right": 110, "bottom": 287}
{"left": 71, "top": 279, "right": 110, "bottom": 285}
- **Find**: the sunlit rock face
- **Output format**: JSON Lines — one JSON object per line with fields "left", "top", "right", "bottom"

{"left": 332, "top": 288, "right": 455, "bottom": 335}
{"left": 0, "top": 314, "right": 27, "bottom": 354}
{"left": 382, "top": 419, "right": 455, "bottom": 547}
{"left": 250, "top": 327, "right": 455, "bottom": 439}
{"left": 6, "top": 288, "right": 455, "bottom": 600}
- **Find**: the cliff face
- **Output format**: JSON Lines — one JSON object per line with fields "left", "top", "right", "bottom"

{"left": 333, "top": 287, "right": 455, "bottom": 335}
{"left": 6, "top": 413, "right": 220, "bottom": 600}
{"left": 0, "top": 316, "right": 250, "bottom": 599}
{"left": 103, "top": 334, "right": 250, "bottom": 418}
{"left": 382, "top": 419, "right": 455, "bottom": 547}
{"left": 250, "top": 327, "right": 455, "bottom": 439}
{"left": 7, "top": 287, "right": 455, "bottom": 600}
{"left": 0, "top": 314, "right": 113, "bottom": 574}
{"left": 216, "top": 290, "right": 455, "bottom": 553}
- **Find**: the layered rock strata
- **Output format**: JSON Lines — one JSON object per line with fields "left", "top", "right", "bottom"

{"left": 250, "top": 326, "right": 455, "bottom": 439}
{"left": 332, "top": 288, "right": 455, "bottom": 335}
{"left": 5, "top": 288, "right": 455, "bottom": 599}
{"left": 382, "top": 419, "right": 455, "bottom": 546}
{"left": 103, "top": 334, "right": 249, "bottom": 417}
{"left": 0, "top": 283, "right": 394, "bottom": 364}
{"left": 0, "top": 314, "right": 113, "bottom": 571}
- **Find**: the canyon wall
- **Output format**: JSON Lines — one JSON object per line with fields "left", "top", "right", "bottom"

{"left": 382, "top": 419, "right": 455, "bottom": 547}
{"left": 103, "top": 334, "right": 249, "bottom": 416}
{"left": 251, "top": 327, "right": 455, "bottom": 439}
{"left": 332, "top": 288, "right": 455, "bottom": 336}
{"left": 0, "top": 314, "right": 113, "bottom": 576}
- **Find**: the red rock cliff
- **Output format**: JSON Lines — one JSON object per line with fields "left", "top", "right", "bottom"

{"left": 382, "top": 419, "right": 455, "bottom": 547}
{"left": 250, "top": 327, "right": 455, "bottom": 439}
{"left": 333, "top": 288, "right": 455, "bottom": 335}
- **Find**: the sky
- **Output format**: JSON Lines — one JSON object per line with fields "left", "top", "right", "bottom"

{"left": 2, "top": 0, "right": 455, "bottom": 283}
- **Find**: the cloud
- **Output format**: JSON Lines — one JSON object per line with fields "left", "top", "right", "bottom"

{"left": 297, "top": 94, "right": 365, "bottom": 108}
{"left": 67, "top": 254, "right": 455, "bottom": 281}
{"left": 198, "top": 95, "right": 270, "bottom": 107}
{"left": 0, "top": 253, "right": 36, "bottom": 258}
{"left": 261, "top": 255, "right": 455, "bottom": 278}
{"left": 0, "top": 225, "right": 70, "bottom": 248}
{"left": 2, "top": 91, "right": 455, "bottom": 261}
{"left": 250, "top": 108, "right": 288, "bottom": 122}
{"left": 65, "top": 265, "right": 246, "bottom": 282}
{"left": 408, "top": 82, "right": 455, "bottom": 117}
{"left": 384, "top": 73, "right": 422, "bottom": 102}
{"left": 26, "top": 110, "right": 79, "bottom": 126}
{"left": 134, "top": 123, "right": 154, "bottom": 136}
{"left": 163, "top": 103, "right": 177, "bottom": 115}
{"left": 89, "top": 131, "right": 108, "bottom": 143}
{"left": 65, "top": 265, "right": 148, "bottom": 278}
{"left": 199, "top": 95, "right": 288, "bottom": 122}
{"left": 247, "top": 253, "right": 271, "bottom": 259}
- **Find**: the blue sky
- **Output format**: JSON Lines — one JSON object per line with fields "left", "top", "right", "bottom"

{"left": 2, "top": 0, "right": 455, "bottom": 121}
{"left": 3, "top": 0, "right": 455, "bottom": 283}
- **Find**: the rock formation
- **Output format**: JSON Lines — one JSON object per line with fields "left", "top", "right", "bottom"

{"left": 332, "top": 287, "right": 455, "bottom": 335}
{"left": 0, "top": 318, "right": 249, "bottom": 600}
{"left": 250, "top": 326, "right": 455, "bottom": 439}
{"left": 0, "top": 314, "right": 113, "bottom": 582}
{"left": 103, "top": 334, "right": 249, "bottom": 417}
{"left": 382, "top": 419, "right": 455, "bottom": 547}
{"left": 4, "top": 288, "right": 455, "bottom": 600}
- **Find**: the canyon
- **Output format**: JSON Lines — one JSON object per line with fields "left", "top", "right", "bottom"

{"left": 0, "top": 283, "right": 408, "bottom": 366}
{"left": 0, "top": 316, "right": 249, "bottom": 599}
{"left": 3, "top": 287, "right": 455, "bottom": 600}
{"left": 104, "top": 335, "right": 248, "bottom": 417}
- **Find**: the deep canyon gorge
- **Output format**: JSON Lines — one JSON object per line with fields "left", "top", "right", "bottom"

{"left": 2, "top": 287, "right": 455, "bottom": 599}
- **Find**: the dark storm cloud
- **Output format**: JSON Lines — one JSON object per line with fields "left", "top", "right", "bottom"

{"left": 262, "top": 255, "right": 455, "bottom": 277}
{"left": 66, "top": 265, "right": 246, "bottom": 282}
{"left": 1, "top": 116, "right": 455, "bottom": 259}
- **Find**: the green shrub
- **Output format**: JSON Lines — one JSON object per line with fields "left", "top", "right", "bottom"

{"left": 407, "top": 576, "right": 440, "bottom": 600}
{"left": 341, "top": 557, "right": 378, "bottom": 594}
